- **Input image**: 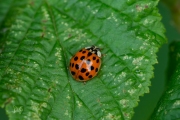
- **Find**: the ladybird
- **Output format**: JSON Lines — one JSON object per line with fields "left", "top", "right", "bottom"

{"left": 69, "top": 45, "right": 101, "bottom": 81}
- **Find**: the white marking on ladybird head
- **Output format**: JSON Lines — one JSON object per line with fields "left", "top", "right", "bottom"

{"left": 85, "top": 45, "right": 101, "bottom": 57}
{"left": 97, "top": 51, "right": 101, "bottom": 57}
{"left": 85, "top": 46, "right": 92, "bottom": 49}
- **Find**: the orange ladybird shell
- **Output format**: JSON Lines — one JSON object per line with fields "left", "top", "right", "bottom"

{"left": 69, "top": 46, "right": 101, "bottom": 81}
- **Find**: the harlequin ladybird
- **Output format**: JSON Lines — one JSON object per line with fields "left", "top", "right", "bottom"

{"left": 69, "top": 45, "right": 101, "bottom": 81}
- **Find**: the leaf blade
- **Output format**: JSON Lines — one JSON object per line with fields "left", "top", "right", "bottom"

{"left": 0, "top": 0, "right": 166, "bottom": 119}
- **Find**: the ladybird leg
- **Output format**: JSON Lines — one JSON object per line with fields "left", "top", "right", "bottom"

{"left": 83, "top": 81, "right": 86, "bottom": 85}
{"left": 101, "top": 53, "right": 106, "bottom": 57}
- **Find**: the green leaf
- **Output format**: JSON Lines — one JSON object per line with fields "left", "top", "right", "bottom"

{"left": 0, "top": 0, "right": 166, "bottom": 119}
{"left": 0, "top": 0, "right": 29, "bottom": 48}
{"left": 151, "top": 41, "right": 180, "bottom": 119}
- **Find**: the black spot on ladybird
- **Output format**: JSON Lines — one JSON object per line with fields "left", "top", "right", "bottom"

{"left": 79, "top": 49, "right": 82, "bottom": 52}
{"left": 80, "top": 56, "right": 85, "bottom": 60}
{"left": 74, "top": 56, "right": 78, "bottom": 61}
{"left": 88, "top": 52, "right": 92, "bottom": 57}
{"left": 90, "top": 66, "right": 94, "bottom": 70}
{"left": 75, "top": 64, "right": 79, "bottom": 70}
{"left": 93, "top": 56, "right": 96, "bottom": 60}
{"left": 79, "top": 75, "right": 84, "bottom": 80}
{"left": 86, "top": 72, "right": 89, "bottom": 76}
{"left": 81, "top": 68, "right": 86, "bottom": 73}
{"left": 95, "top": 68, "right": 98, "bottom": 72}
{"left": 82, "top": 51, "right": 86, "bottom": 54}
{"left": 88, "top": 75, "right": 92, "bottom": 78}
{"left": 72, "top": 63, "right": 74, "bottom": 67}
{"left": 71, "top": 71, "right": 75, "bottom": 75}
{"left": 96, "top": 59, "right": 99, "bottom": 63}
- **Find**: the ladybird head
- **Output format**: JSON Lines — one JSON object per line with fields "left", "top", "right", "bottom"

{"left": 85, "top": 45, "right": 101, "bottom": 58}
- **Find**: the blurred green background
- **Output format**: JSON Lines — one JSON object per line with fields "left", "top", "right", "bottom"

{"left": 0, "top": 1, "right": 180, "bottom": 120}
